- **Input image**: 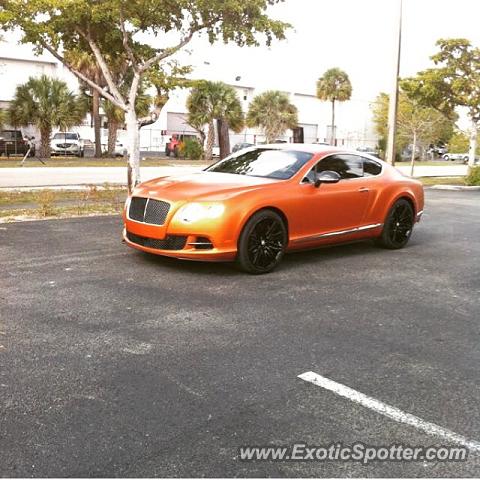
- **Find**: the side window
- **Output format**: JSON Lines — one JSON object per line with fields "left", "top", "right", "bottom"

{"left": 317, "top": 154, "right": 363, "bottom": 179}
{"left": 363, "top": 157, "right": 382, "bottom": 176}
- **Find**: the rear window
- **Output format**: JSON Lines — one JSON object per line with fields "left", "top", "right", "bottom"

{"left": 0, "top": 130, "right": 22, "bottom": 141}
{"left": 363, "top": 158, "right": 382, "bottom": 176}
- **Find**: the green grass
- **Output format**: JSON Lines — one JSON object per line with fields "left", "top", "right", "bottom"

{"left": 0, "top": 156, "right": 209, "bottom": 168}
{"left": 419, "top": 176, "right": 466, "bottom": 186}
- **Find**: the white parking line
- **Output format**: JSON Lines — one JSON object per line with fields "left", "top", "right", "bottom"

{"left": 298, "top": 371, "right": 480, "bottom": 453}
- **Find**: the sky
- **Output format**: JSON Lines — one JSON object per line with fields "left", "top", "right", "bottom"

{"left": 2, "top": 0, "right": 479, "bottom": 134}
{"left": 179, "top": 0, "right": 480, "bottom": 107}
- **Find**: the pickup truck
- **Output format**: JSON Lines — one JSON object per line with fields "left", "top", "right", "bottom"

{"left": 0, "top": 129, "right": 35, "bottom": 157}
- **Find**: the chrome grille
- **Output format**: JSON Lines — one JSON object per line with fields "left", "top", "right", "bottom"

{"left": 129, "top": 197, "right": 147, "bottom": 222}
{"left": 128, "top": 197, "right": 170, "bottom": 225}
{"left": 144, "top": 199, "right": 170, "bottom": 225}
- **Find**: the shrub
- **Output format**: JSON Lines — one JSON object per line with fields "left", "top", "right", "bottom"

{"left": 465, "top": 166, "right": 480, "bottom": 186}
{"left": 182, "top": 138, "right": 203, "bottom": 160}
{"left": 35, "top": 190, "right": 57, "bottom": 217}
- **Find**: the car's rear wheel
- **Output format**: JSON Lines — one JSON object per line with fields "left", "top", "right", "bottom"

{"left": 237, "top": 210, "right": 287, "bottom": 274}
{"left": 376, "top": 199, "right": 414, "bottom": 249}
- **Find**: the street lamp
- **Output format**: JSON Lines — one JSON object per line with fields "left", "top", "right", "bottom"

{"left": 385, "top": 0, "right": 403, "bottom": 165}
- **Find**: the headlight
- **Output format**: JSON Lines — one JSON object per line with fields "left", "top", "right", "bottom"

{"left": 176, "top": 202, "right": 225, "bottom": 223}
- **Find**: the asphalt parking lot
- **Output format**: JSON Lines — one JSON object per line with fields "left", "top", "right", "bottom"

{"left": 1, "top": 189, "right": 479, "bottom": 477}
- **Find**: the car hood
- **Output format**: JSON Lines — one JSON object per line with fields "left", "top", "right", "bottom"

{"left": 51, "top": 139, "right": 79, "bottom": 144}
{"left": 133, "top": 171, "right": 280, "bottom": 202}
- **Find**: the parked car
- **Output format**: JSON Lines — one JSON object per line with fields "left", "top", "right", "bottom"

{"left": 51, "top": 132, "right": 84, "bottom": 157}
{"left": 356, "top": 146, "right": 380, "bottom": 158}
{"left": 442, "top": 153, "right": 468, "bottom": 162}
{"left": 123, "top": 144, "right": 424, "bottom": 274}
{"left": 102, "top": 140, "right": 127, "bottom": 157}
{"left": 165, "top": 134, "right": 198, "bottom": 157}
{"left": 232, "top": 142, "right": 254, "bottom": 153}
{"left": 0, "top": 129, "right": 35, "bottom": 157}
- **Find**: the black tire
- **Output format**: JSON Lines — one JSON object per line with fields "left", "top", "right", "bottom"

{"left": 376, "top": 199, "right": 414, "bottom": 249}
{"left": 236, "top": 209, "right": 287, "bottom": 274}
{"left": 165, "top": 148, "right": 170, "bottom": 157}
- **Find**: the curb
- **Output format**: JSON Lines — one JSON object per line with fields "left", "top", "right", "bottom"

{"left": 430, "top": 185, "right": 480, "bottom": 191}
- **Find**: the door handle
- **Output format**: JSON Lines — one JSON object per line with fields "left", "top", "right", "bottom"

{"left": 358, "top": 187, "right": 369, "bottom": 193}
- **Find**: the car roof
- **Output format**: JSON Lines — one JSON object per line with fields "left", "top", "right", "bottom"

{"left": 247, "top": 143, "right": 387, "bottom": 168}
{"left": 255, "top": 143, "right": 382, "bottom": 157}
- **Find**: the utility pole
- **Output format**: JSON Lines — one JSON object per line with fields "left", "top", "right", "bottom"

{"left": 385, "top": 0, "right": 403, "bottom": 165}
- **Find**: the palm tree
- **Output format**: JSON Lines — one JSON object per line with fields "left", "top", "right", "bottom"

{"left": 246, "top": 90, "right": 298, "bottom": 143}
{"left": 316, "top": 68, "right": 352, "bottom": 145}
{"left": 187, "top": 81, "right": 244, "bottom": 160}
{"left": 66, "top": 50, "right": 104, "bottom": 157}
{"left": 9, "top": 75, "right": 86, "bottom": 158}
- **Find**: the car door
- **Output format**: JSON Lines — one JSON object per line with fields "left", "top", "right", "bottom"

{"left": 296, "top": 154, "right": 371, "bottom": 240}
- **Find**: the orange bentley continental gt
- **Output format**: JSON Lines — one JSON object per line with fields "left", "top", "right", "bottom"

{"left": 123, "top": 144, "right": 424, "bottom": 273}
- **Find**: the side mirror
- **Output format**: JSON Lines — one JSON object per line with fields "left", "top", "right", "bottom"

{"left": 314, "top": 170, "right": 341, "bottom": 187}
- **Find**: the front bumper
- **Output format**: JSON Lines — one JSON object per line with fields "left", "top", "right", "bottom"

{"left": 123, "top": 227, "right": 237, "bottom": 261}
{"left": 51, "top": 144, "right": 81, "bottom": 155}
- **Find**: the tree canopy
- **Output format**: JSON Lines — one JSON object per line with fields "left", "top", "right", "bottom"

{"left": 372, "top": 88, "right": 455, "bottom": 159}
{"left": 316, "top": 68, "right": 352, "bottom": 104}
{"left": 401, "top": 38, "right": 480, "bottom": 166}
{"left": 0, "top": 0, "right": 289, "bottom": 189}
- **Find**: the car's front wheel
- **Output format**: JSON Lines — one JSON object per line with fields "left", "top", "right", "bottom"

{"left": 237, "top": 209, "right": 287, "bottom": 274}
{"left": 376, "top": 199, "right": 414, "bottom": 249}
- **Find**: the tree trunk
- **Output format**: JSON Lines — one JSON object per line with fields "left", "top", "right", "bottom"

{"left": 331, "top": 98, "right": 336, "bottom": 146}
{"left": 410, "top": 131, "right": 417, "bottom": 177}
{"left": 108, "top": 119, "right": 118, "bottom": 156}
{"left": 39, "top": 127, "right": 51, "bottom": 159}
{"left": 468, "top": 118, "right": 477, "bottom": 168}
{"left": 126, "top": 108, "right": 140, "bottom": 193}
{"left": 205, "top": 120, "right": 215, "bottom": 161}
{"left": 217, "top": 119, "right": 231, "bottom": 159}
{"left": 92, "top": 88, "right": 102, "bottom": 158}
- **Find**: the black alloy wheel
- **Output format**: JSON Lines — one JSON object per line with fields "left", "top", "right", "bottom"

{"left": 377, "top": 198, "right": 414, "bottom": 249}
{"left": 237, "top": 210, "right": 287, "bottom": 274}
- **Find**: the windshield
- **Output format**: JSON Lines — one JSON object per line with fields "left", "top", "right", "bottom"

{"left": 206, "top": 148, "right": 313, "bottom": 180}
{"left": 53, "top": 133, "right": 78, "bottom": 140}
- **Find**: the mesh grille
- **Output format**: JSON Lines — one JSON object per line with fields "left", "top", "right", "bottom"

{"left": 126, "top": 231, "right": 187, "bottom": 251}
{"left": 144, "top": 199, "right": 170, "bottom": 225}
{"left": 129, "top": 197, "right": 147, "bottom": 222}
{"left": 128, "top": 197, "right": 170, "bottom": 225}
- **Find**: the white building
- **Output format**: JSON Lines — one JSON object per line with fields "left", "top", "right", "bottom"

{"left": 0, "top": 36, "right": 379, "bottom": 152}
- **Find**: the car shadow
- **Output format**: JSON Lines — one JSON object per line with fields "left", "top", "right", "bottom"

{"left": 130, "top": 238, "right": 393, "bottom": 276}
